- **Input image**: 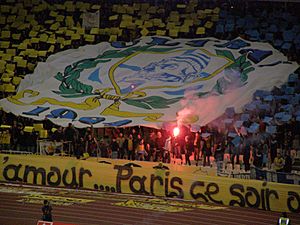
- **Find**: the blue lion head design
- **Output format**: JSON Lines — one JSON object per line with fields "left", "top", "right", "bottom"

{"left": 119, "top": 49, "right": 211, "bottom": 93}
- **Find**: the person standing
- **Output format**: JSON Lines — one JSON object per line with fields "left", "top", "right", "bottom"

{"left": 253, "top": 146, "right": 263, "bottom": 169}
{"left": 51, "top": 126, "right": 64, "bottom": 154}
{"left": 76, "top": 137, "right": 85, "bottom": 159}
{"left": 117, "top": 132, "right": 126, "bottom": 159}
{"left": 125, "top": 134, "right": 134, "bottom": 160}
{"left": 16, "top": 123, "right": 25, "bottom": 151}
{"left": 10, "top": 120, "right": 18, "bottom": 150}
{"left": 163, "top": 134, "right": 172, "bottom": 163}
{"left": 41, "top": 200, "right": 52, "bottom": 222}
{"left": 131, "top": 128, "right": 139, "bottom": 153}
{"left": 261, "top": 140, "right": 269, "bottom": 168}
{"left": 243, "top": 140, "right": 251, "bottom": 171}
{"left": 26, "top": 129, "right": 38, "bottom": 153}
{"left": 85, "top": 134, "right": 99, "bottom": 157}
{"left": 147, "top": 131, "right": 156, "bottom": 162}
{"left": 284, "top": 150, "right": 293, "bottom": 173}
{"left": 172, "top": 136, "right": 182, "bottom": 164}
{"left": 193, "top": 132, "right": 201, "bottom": 166}
{"left": 203, "top": 136, "right": 212, "bottom": 167}
{"left": 137, "top": 138, "right": 146, "bottom": 161}
{"left": 270, "top": 136, "right": 278, "bottom": 163}
{"left": 51, "top": 127, "right": 64, "bottom": 142}
{"left": 214, "top": 143, "right": 225, "bottom": 175}
{"left": 99, "top": 139, "right": 109, "bottom": 158}
{"left": 64, "top": 123, "right": 77, "bottom": 155}
{"left": 274, "top": 151, "right": 285, "bottom": 172}
{"left": 184, "top": 135, "right": 193, "bottom": 166}
{"left": 110, "top": 137, "right": 119, "bottom": 159}
{"left": 154, "top": 131, "right": 165, "bottom": 162}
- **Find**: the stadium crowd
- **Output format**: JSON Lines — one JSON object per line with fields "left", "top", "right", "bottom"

{"left": 0, "top": 0, "right": 300, "bottom": 177}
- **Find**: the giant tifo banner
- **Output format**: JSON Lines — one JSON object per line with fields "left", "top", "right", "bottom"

{"left": 0, "top": 37, "right": 298, "bottom": 128}
{"left": 1, "top": 154, "right": 299, "bottom": 213}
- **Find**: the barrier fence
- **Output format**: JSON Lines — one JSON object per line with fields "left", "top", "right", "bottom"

{"left": 0, "top": 154, "right": 299, "bottom": 213}
{"left": 218, "top": 167, "right": 300, "bottom": 185}
{"left": 37, "top": 140, "right": 72, "bottom": 156}
{"left": 250, "top": 167, "right": 300, "bottom": 185}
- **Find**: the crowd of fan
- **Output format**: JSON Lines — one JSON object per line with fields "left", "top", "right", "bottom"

{"left": 0, "top": 108, "right": 299, "bottom": 176}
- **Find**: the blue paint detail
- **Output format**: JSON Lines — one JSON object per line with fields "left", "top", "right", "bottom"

{"left": 88, "top": 68, "right": 101, "bottom": 83}
{"left": 23, "top": 106, "right": 49, "bottom": 116}
{"left": 147, "top": 37, "right": 180, "bottom": 46}
{"left": 174, "top": 56, "right": 209, "bottom": 70}
{"left": 163, "top": 84, "right": 204, "bottom": 95}
{"left": 119, "top": 64, "right": 141, "bottom": 71}
{"left": 119, "top": 49, "right": 210, "bottom": 84}
{"left": 120, "top": 86, "right": 137, "bottom": 94}
{"left": 199, "top": 72, "right": 210, "bottom": 78}
{"left": 239, "top": 49, "right": 273, "bottom": 64}
{"left": 103, "top": 119, "right": 132, "bottom": 127}
{"left": 163, "top": 89, "right": 186, "bottom": 95}
{"left": 79, "top": 117, "right": 105, "bottom": 125}
{"left": 111, "top": 41, "right": 126, "bottom": 48}
{"left": 157, "top": 72, "right": 182, "bottom": 82}
{"left": 47, "top": 108, "right": 77, "bottom": 120}
{"left": 186, "top": 39, "right": 209, "bottom": 47}
{"left": 111, "top": 39, "right": 140, "bottom": 48}
{"left": 188, "top": 52, "right": 210, "bottom": 60}
{"left": 120, "top": 80, "right": 145, "bottom": 94}
{"left": 215, "top": 39, "right": 250, "bottom": 49}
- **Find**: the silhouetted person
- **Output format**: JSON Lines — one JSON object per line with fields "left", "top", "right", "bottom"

{"left": 284, "top": 151, "right": 293, "bottom": 173}
{"left": 42, "top": 200, "right": 52, "bottom": 222}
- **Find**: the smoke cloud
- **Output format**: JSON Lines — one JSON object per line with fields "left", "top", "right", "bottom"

{"left": 176, "top": 69, "right": 246, "bottom": 127}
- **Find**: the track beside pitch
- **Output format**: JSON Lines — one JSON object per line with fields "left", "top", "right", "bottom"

{"left": 0, "top": 184, "right": 299, "bottom": 225}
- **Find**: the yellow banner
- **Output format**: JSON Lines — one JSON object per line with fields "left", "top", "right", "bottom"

{"left": 0, "top": 154, "right": 299, "bottom": 213}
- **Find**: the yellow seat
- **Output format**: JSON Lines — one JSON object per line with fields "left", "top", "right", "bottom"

{"left": 90, "top": 28, "right": 99, "bottom": 35}
{"left": 33, "top": 123, "right": 44, "bottom": 131}
{"left": 109, "top": 35, "right": 117, "bottom": 42}
{"left": 3, "top": 83, "right": 16, "bottom": 93}
{"left": 109, "top": 15, "right": 118, "bottom": 21}
{"left": 6, "top": 64, "right": 15, "bottom": 72}
{"left": 12, "top": 77, "right": 22, "bottom": 86}
{"left": 156, "top": 30, "right": 166, "bottom": 36}
{"left": 6, "top": 48, "right": 16, "bottom": 55}
{"left": 39, "top": 129, "right": 48, "bottom": 138}
{"left": 1, "top": 77, "right": 12, "bottom": 83}
{"left": 140, "top": 28, "right": 149, "bottom": 36}
{"left": 196, "top": 27, "right": 206, "bottom": 35}
{"left": 0, "top": 31, "right": 10, "bottom": 39}
{"left": 24, "top": 126, "right": 34, "bottom": 132}
{"left": 204, "top": 21, "right": 214, "bottom": 29}
{"left": 0, "top": 125, "right": 11, "bottom": 129}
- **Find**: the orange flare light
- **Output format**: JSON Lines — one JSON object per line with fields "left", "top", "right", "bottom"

{"left": 173, "top": 127, "right": 180, "bottom": 137}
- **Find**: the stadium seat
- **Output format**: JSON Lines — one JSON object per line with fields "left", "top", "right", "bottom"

{"left": 12, "top": 77, "right": 22, "bottom": 86}
{"left": 264, "top": 33, "right": 274, "bottom": 42}
{"left": 281, "top": 42, "right": 292, "bottom": 51}
{"left": 245, "top": 29, "right": 260, "bottom": 41}
{"left": 283, "top": 30, "right": 296, "bottom": 42}
{"left": 3, "top": 83, "right": 15, "bottom": 93}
